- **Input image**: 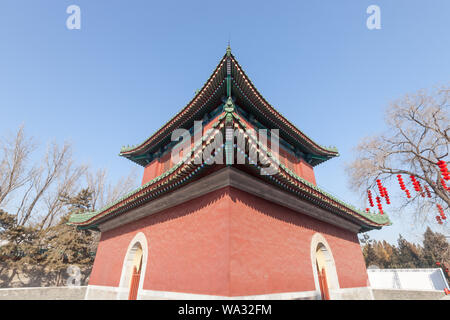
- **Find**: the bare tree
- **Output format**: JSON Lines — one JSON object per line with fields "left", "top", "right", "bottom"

{"left": 0, "top": 125, "right": 139, "bottom": 229}
{"left": 39, "top": 158, "right": 88, "bottom": 229}
{"left": 86, "top": 168, "right": 138, "bottom": 211}
{"left": 0, "top": 126, "right": 88, "bottom": 229}
{"left": 0, "top": 125, "right": 139, "bottom": 286}
{"left": 0, "top": 126, "right": 35, "bottom": 207}
{"left": 16, "top": 142, "right": 77, "bottom": 226}
{"left": 346, "top": 85, "right": 449, "bottom": 226}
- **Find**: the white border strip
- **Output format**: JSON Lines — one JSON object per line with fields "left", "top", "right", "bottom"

{"left": 87, "top": 285, "right": 357, "bottom": 300}
{"left": 85, "top": 285, "right": 320, "bottom": 300}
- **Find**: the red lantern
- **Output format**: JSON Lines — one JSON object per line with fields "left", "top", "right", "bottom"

{"left": 437, "top": 160, "right": 450, "bottom": 181}
{"left": 383, "top": 187, "right": 390, "bottom": 204}
{"left": 397, "top": 175, "right": 406, "bottom": 191}
{"left": 376, "top": 196, "right": 383, "bottom": 214}
{"left": 415, "top": 181, "right": 422, "bottom": 192}
{"left": 367, "top": 190, "right": 374, "bottom": 207}
{"left": 441, "top": 178, "right": 449, "bottom": 191}
{"left": 405, "top": 189, "right": 411, "bottom": 198}
{"left": 424, "top": 185, "right": 432, "bottom": 198}
{"left": 377, "top": 180, "right": 385, "bottom": 197}
{"left": 437, "top": 204, "right": 446, "bottom": 220}
{"left": 409, "top": 175, "right": 423, "bottom": 193}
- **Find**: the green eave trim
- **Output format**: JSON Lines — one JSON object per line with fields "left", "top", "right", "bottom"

{"left": 72, "top": 107, "right": 389, "bottom": 229}
{"left": 230, "top": 78, "right": 339, "bottom": 159}
{"left": 119, "top": 52, "right": 340, "bottom": 164}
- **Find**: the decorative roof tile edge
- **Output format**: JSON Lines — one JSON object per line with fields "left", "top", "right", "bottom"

{"left": 119, "top": 57, "right": 227, "bottom": 155}
{"left": 118, "top": 49, "right": 339, "bottom": 161}
{"left": 68, "top": 113, "right": 227, "bottom": 226}
{"left": 229, "top": 55, "right": 339, "bottom": 156}
{"left": 231, "top": 78, "right": 338, "bottom": 163}
{"left": 69, "top": 111, "right": 389, "bottom": 229}
{"left": 230, "top": 113, "right": 390, "bottom": 227}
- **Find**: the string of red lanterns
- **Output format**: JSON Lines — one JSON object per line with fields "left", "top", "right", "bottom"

{"left": 383, "top": 187, "right": 391, "bottom": 204}
{"left": 375, "top": 196, "right": 384, "bottom": 215}
{"left": 367, "top": 190, "right": 374, "bottom": 207}
{"left": 397, "top": 174, "right": 411, "bottom": 198}
{"left": 364, "top": 162, "right": 449, "bottom": 223}
{"left": 441, "top": 178, "right": 449, "bottom": 191}
{"left": 437, "top": 204, "right": 446, "bottom": 221}
{"left": 437, "top": 160, "right": 449, "bottom": 181}
{"left": 376, "top": 179, "right": 385, "bottom": 197}
{"left": 410, "top": 175, "right": 422, "bottom": 194}
{"left": 424, "top": 185, "right": 432, "bottom": 198}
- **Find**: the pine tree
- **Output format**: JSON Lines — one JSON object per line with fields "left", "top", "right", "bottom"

{"left": 0, "top": 210, "right": 46, "bottom": 285}
{"left": 395, "top": 235, "right": 425, "bottom": 268}
{"left": 381, "top": 240, "right": 396, "bottom": 268}
{"left": 361, "top": 235, "right": 379, "bottom": 268}
{"left": 422, "top": 227, "right": 450, "bottom": 283}
{"left": 43, "top": 189, "right": 99, "bottom": 286}
{"left": 360, "top": 229, "right": 449, "bottom": 287}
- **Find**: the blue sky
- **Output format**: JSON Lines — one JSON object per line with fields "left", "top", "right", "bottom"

{"left": 0, "top": 0, "right": 449, "bottom": 243}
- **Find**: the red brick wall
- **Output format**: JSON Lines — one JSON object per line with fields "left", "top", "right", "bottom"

{"left": 141, "top": 115, "right": 318, "bottom": 186}
{"left": 89, "top": 187, "right": 231, "bottom": 295}
{"left": 141, "top": 159, "right": 159, "bottom": 185}
{"left": 89, "top": 186, "right": 368, "bottom": 296}
{"left": 141, "top": 116, "right": 223, "bottom": 185}
{"left": 228, "top": 188, "right": 367, "bottom": 295}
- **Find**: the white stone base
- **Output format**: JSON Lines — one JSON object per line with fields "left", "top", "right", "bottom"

{"left": 85, "top": 285, "right": 373, "bottom": 300}
{"left": 329, "top": 286, "right": 374, "bottom": 300}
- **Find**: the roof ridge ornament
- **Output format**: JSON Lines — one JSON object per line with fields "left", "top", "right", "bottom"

{"left": 224, "top": 96, "right": 235, "bottom": 113}
{"left": 223, "top": 96, "right": 235, "bottom": 165}
{"left": 226, "top": 43, "right": 231, "bottom": 57}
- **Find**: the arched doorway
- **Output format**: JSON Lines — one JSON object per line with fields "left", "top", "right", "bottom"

{"left": 310, "top": 233, "right": 340, "bottom": 300}
{"left": 118, "top": 232, "right": 148, "bottom": 300}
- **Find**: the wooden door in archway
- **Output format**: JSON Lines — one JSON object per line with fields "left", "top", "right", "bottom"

{"left": 316, "top": 262, "right": 330, "bottom": 300}
{"left": 128, "top": 256, "right": 143, "bottom": 300}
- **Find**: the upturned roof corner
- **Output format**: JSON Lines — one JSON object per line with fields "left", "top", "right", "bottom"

{"left": 119, "top": 49, "right": 339, "bottom": 167}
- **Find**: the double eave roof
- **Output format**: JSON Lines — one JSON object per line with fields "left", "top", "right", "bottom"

{"left": 119, "top": 50, "right": 339, "bottom": 167}
{"left": 69, "top": 109, "right": 391, "bottom": 232}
